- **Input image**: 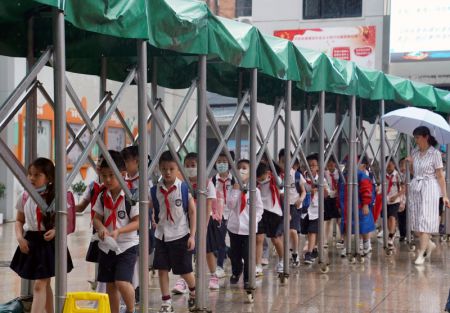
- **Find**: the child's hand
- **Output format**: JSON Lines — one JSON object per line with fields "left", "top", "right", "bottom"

{"left": 110, "top": 229, "right": 120, "bottom": 240}
{"left": 44, "top": 229, "right": 56, "bottom": 241}
{"left": 18, "top": 237, "right": 29, "bottom": 254}
{"left": 187, "top": 235, "right": 196, "bottom": 251}
{"left": 98, "top": 228, "right": 108, "bottom": 241}
{"left": 295, "top": 198, "right": 302, "bottom": 208}
{"left": 362, "top": 204, "right": 369, "bottom": 216}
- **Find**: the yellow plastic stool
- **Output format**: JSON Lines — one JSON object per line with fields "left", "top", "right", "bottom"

{"left": 63, "top": 292, "right": 111, "bottom": 313}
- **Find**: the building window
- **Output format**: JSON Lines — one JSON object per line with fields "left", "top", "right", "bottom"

{"left": 236, "top": 0, "right": 252, "bottom": 17}
{"left": 303, "top": 0, "right": 362, "bottom": 19}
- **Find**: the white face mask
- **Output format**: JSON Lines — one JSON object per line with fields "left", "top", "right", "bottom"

{"left": 239, "top": 168, "right": 249, "bottom": 180}
{"left": 258, "top": 178, "right": 270, "bottom": 185}
{"left": 185, "top": 167, "right": 197, "bottom": 178}
{"left": 216, "top": 162, "right": 229, "bottom": 174}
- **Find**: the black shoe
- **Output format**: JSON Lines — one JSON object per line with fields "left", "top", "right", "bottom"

{"left": 230, "top": 274, "right": 240, "bottom": 284}
{"left": 304, "top": 252, "right": 313, "bottom": 264}
{"left": 244, "top": 281, "right": 250, "bottom": 290}
{"left": 188, "top": 297, "right": 196, "bottom": 312}
{"left": 311, "top": 249, "right": 318, "bottom": 260}
{"left": 135, "top": 286, "right": 140, "bottom": 304}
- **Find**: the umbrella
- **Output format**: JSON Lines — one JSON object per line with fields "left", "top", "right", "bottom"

{"left": 382, "top": 107, "right": 450, "bottom": 144}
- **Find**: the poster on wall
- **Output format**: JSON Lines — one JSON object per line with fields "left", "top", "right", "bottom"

{"left": 107, "top": 127, "right": 126, "bottom": 152}
{"left": 274, "top": 26, "right": 376, "bottom": 69}
{"left": 390, "top": 0, "right": 450, "bottom": 62}
{"left": 67, "top": 123, "right": 90, "bottom": 165}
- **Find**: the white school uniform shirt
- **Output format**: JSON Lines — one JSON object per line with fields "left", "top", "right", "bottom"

{"left": 93, "top": 189, "right": 139, "bottom": 254}
{"left": 192, "top": 179, "right": 216, "bottom": 215}
{"left": 125, "top": 172, "right": 153, "bottom": 201}
{"left": 226, "top": 188, "right": 264, "bottom": 235}
{"left": 280, "top": 169, "right": 303, "bottom": 206}
{"left": 258, "top": 178, "right": 283, "bottom": 216}
{"left": 386, "top": 170, "right": 401, "bottom": 204}
{"left": 303, "top": 174, "right": 329, "bottom": 220}
{"left": 214, "top": 173, "right": 234, "bottom": 219}
{"left": 153, "top": 178, "right": 193, "bottom": 242}
{"left": 81, "top": 178, "right": 100, "bottom": 204}
{"left": 16, "top": 191, "right": 45, "bottom": 232}
{"left": 325, "top": 169, "right": 339, "bottom": 198}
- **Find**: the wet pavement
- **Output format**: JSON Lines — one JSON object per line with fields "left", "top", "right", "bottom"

{"left": 1, "top": 214, "right": 450, "bottom": 312}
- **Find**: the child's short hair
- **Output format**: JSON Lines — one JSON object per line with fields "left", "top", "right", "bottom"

{"left": 159, "top": 150, "right": 176, "bottom": 165}
{"left": 358, "top": 155, "right": 370, "bottom": 166}
{"left": 256, "top": 163, "right": 269, "bottom": 178}
{"left": 306, "top": 153, "right": 319, "bottom": 162}
{"left": 121, "top": 145, "right": 139, "bottom": 161}
{"left": 100, "top": 150, "right": 126, "bottom": 171}
{"left": 278, "top": 148, "right": 285, "bottom": 160}
{"left": 184, "top": 152, "right": 198, "bottom": 164}
{"left": 327, "top": 156, "right": 337, "bottom": 164}
{"left": 385, "top": 156, "right": 395, "bottom": 164}
{"left": 237, "top": 159, "right": 250, "bottom": 167}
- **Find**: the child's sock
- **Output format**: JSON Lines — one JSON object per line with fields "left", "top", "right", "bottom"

{"left": 162, "top": 295, "right": 172, "bottom": 303}
{"left": 189, "top": 287, "right": 196, "bottom": 298}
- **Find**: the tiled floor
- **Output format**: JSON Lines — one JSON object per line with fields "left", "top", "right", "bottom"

{"left": 1, "top": 214, "right": 450, "bottom": 312}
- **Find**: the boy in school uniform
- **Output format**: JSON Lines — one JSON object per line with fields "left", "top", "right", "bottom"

{"left": 278, "top": 149, "right": 306, "bottom": 266}
{"left": 324, "top": 157, "right": 342, "bottom": 248}
{"left": 93, "top": 151, "right": 139, "bottom": 313}
{"left": 256, "top": 162, "right": 285, "bottom": 273}
{"left": 302, "top": 154, "right": 329, "bottom": 264}
{"left": 226, "top": 159, "right": 264, "bottom": 287}
{"left": 385, "top": 158, "right": 403, "bottom": 248}
{"left": 150, "top": 151, "right": 197, "bottom": 313}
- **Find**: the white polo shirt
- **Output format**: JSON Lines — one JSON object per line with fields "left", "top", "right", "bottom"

{"left": 325, "top": 169, "right": 339, "bottom": 198}
{"left": 124, "top": 172, "right": 153, "bottom": 202}
{"left": 153, "top": 178, "right": 193, "bottom": 242}
{"left": 386, "top": 170, "right": 401, "bottom": 204}
{"left": 16, "top": 191, "right": 45, "bottom": 232}
{"left": 303, "top": 174, "right": 329, "bottom": 220}
{"left": 226, "top": 188, "right": 264, "bottom": 235}
{"left": 93, "top": 189, "right": 139, "bottom": 254}
{"left": 214, "top": 173, "right": 234, "bottom": 219}
{"left": 258, "top": 178, "right": 283, "bottom": 216}
{"left": 280, "top": 169, "right": 303, "bottom": 206}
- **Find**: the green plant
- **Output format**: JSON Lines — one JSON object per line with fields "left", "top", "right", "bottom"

{"left": 0, "top": 182, "right": 5, "bottom": 199}
{"left": 72, "top": 181, "right": 87, "bottom": 197}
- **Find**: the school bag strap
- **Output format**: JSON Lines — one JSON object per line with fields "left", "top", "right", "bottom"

{"left": 151, "top": 183, "right": 189, "bottom": 224}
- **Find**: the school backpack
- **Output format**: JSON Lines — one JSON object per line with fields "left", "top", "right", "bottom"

{"left": 150, "top": 182, "right": 189, "bottom": 224}
{"left": 22, "top": 190, "right": 76, "bottom": 235}
{"left": 295, "top": 171, "right": 311, "bottom": 210}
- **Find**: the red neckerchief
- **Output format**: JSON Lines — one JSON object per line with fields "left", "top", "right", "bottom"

{"left": 125, "top": 174, "right": 139, "bottom": 190}
{"left": 240, "top": 191, "right": 247, "bottom": 214}
{"left": 387, "top": 173, "right": 395, "bottom": 194}
{"left": 160, "top": 185, "right": 177, "bottom": 223}
{"left": 330, "top": 171, "right": 338, "bottom": 191}
{"left": 103, "top": 192, "right": 124, "bottom": 230}
{"left": 91, "top": 183, "right": 106, "bottom": 221}
{"left": 36, "top": 191, "right": 46, "bottom": 232}
{"left": 218, "top": 177, "right": 229, "bottom": 204}
{"left": 269, "top": 173, "right": 281, "bottom": 207}
{"left": 305, "top": 175, "right": 315, "bottom": 199}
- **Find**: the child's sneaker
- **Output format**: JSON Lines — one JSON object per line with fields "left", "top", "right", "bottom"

{"left": 215, "top": 266, "right": 226, "bottom": 278}
{"left": 387, "top": 237, "right": 394, "bottom": 248}
{"left": 336, "top": 240, "right": 344, "bottom": 248}
{"left": 291, "top": 252, "right": 299, "bottom": 267}
{"left": 159, "top": 302, "right": 174, "bottom": 313}
{"left": 363, "top": 240, "right": 372, "bottom": 255}
{"left": 188, "top": 296, "right": 196, "bottom": 312}
{"left": 440, "top": 224, "right": 446, "bottom": 235}
{"left": 276, "top": 261, "right": 284, "bottom": 273}
{"left": 340, "top": 248, "right": 347, "bottom": 258}
{"left": 209, "top": 275, "right": 219, "bottom": 290}
{"left": 255, "top": 265, "right": 264, "bottom": 277}
{"left": 171, "top": 279, "right": 187, "bottom": 294}
{"left": 377, "top": 229, "right": 383, "bottom": 238}
{"left": 304, "top": 252, "right": 314, "bottom": 264}
{"left": 311, "top": 249, "right": 318, "bottom": 261}
{"left": 261, "top": 257, "right": 269, "bottom": 266}
{"left": 229, "top": 274, "right": 240, "bottom": 285}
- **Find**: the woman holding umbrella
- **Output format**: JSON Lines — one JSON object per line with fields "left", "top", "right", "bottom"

{"left": 408, "top": 126, "right": 449, "bottom": 265}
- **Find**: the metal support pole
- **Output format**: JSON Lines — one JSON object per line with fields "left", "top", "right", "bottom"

{"left": 150, "top": 57, "right": 158, "bottom": 161}
{"left": 405, "top": 134, "right": 412, "bottom": 244}
{"left": 195, "top": 55, "right": 208, "bottom": 311}
{"left": 25, "top": 15, "right": 37, "bottom": 168}
{"left": 248, "top": 68, "right": 258, "bottom": 293}
{"left": 346, "top": 96, "right": 355, "bottom": 255}
{"left": 380, "top": 100, "right": 389, "bottom": 249}
{"left": 305, "top": 96, "right": 311, "bottom": 155}
{"left": 137, "top": 40, "right": 149, "bottom": 313}
{"left": 235, "top": 72, "right": 243, "bottom": 160}
{"left": 318, "top": 91, "right": 326, "bottom": 266}
{"left": 446, "top": 115, "right": 450, "bottom": 235}
{"left": 352, "top": 97, "right": 361, "bottom": 257}
{"left": 274, "top": 99, "right": 279, "bottom": 158}
{"left": 53, "top": 9, "right": 67, "bottom": 313}
{"left": 99, "top": 56, "right": 107, "bottom": 141}
{"left": 336, "top": 96, "right": 342, "bottom": 161}
{"left": 282, "top": 82, "right": 292, "bottom": 279}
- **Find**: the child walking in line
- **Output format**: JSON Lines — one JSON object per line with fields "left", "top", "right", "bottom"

{"left": 385, "top": 158, "right": 403, "bottom": 248}
{"left": 10, "top": 158, "right": 74, "bottom": 313}
{"left": 92, "top": 151, "right": 139, "bottom": 313}
{"left": 302, "top": 154, "right": 329, "bottom": 264}
{"left": 150, "top": 151, "right": 197, "bottom": 313}
{"left": 256, "top": 163, "right": 285, "bottom": 273}
{"left": 324, "top": 157, "right": 342, "bottom": 248}
{"left": 226, "top": 159, "right": 264, "bottom": 287}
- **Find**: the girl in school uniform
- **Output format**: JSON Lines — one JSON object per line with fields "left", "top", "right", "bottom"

{"left": 10, "top": 157, "right": 73, "bottom": 313}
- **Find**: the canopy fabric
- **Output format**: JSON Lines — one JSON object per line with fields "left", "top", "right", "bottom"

{"left": 0, "top": 0, "right": 449, "bottom": 113}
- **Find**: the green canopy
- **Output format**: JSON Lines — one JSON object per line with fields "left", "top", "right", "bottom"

{"left": 1, "top": 0, "right": 449, "bottom": 113}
